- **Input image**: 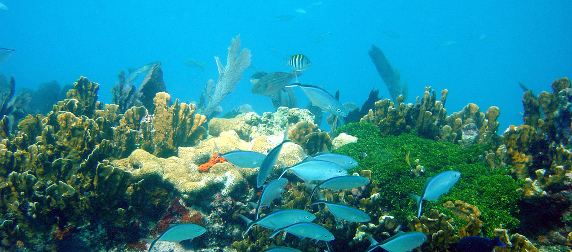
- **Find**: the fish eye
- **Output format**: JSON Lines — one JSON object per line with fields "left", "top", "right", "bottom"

{"left": 337, "top": 108, "right": 341, "bottom": 112}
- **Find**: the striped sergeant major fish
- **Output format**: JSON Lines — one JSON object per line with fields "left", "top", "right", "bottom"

{"left": 288, "top": 54, "right": 311, "bottom": 71}
{"left": 288, "top": 54, "right": 311, "bottom": 82}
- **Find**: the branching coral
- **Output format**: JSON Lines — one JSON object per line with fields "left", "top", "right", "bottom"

{"left": 141, "top": 92, "right": 207, "bottom": 158}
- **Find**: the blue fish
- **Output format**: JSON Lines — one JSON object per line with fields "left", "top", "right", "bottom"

{"left": 312, "top": 200, "right": 371, "bottom": 222}
{"left": 263, "top": 246, "right": 301, "bottom": 252}
{"left": 270, "top": 222, "right": 334, "bottom": 242}
{"left": 410, "top": 171, "right": 461, "bottom": 218}
{"left": 288, "top": 83, "right": 347, "bottom": 118}
{"left": 239, "top": 209, "right": 315, "bottom": 236}
{"left": 452, "top": 236, "right": 506, "bottom": 252}
{"left": 257, "top": 126, "right": 291, "bottom": 188}
{"left": 215, "top": 142, "right": 266, "bottom": 168}
{"left": 255, "top": 178, "right": 288, "bottom": 219}
{"left": 279, "top": 160, "right": 347, "bottom": 183}
{"left": 148, "top": 223, "right": 206, "bottom": 251}
{"left": 309, "top": 152, "right": 358, "bottom": 169}
{"left": 366, "top": 232, "right": 427, "bottom": 252}
{"left": 309, "top": 175, "right": 370, "bottom": 200}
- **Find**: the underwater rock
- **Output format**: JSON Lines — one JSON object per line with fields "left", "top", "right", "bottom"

{"left": 209, "top": 107, "right": 314, "bottom": 141}
{"left": 332, "top": 132, "right": 358, "bottom": 150}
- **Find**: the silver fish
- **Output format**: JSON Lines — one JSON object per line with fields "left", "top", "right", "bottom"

{"left": 366, "top": 232, "right": 427, "bottom": 252}
{"left": 309, "top": 175, "right": 370, "bottom": 199}
{"left": 255, "top": 178, "right": 288, "bottom": 219}
{"left": 126, "top": 61, "right": 160, "bottom": 83}
{"left": 270, "top": 222, "right": 334, "bottom": 242}
{"left": 0, "top": 3, "right": 7, "bottom": 11}
{"left": 289, "top": 83, "right": 347, "bottom": 118}
{"left": 312, "top": 200, "right": 371, "bottom": 222}
{"left": 288, "top": 54, "right": 311, "bottom": 71}
{"left": 148, "top": 223, "right": 206, "bottom": 251}
{"left": 239, "top": 209, "right": 315, "bottom": 236}
{"left": 215, "top": 142, "right": 266, "bottom": 168}
{"left": 263, "top": 247, "right": 301, "bottom": 252}
{"left": 257, "top": 126, "right": 290, "bottom": 188}
{"left": 410, "top": 171, "right": 461, "bottom": 218}
{"left": 309, "top": 153, "right": 358, "bottom": 169}
{"left": 279, "top": 160, "right": 347, "bottom": 183}
{"left": 0, "top": 48, "right": 14, "bottom": 63}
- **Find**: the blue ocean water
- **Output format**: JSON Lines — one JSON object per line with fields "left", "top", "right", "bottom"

{"left": 1, "top": 1, "right": 570, "bottom": 131}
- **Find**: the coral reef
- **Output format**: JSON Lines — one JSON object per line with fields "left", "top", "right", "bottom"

{"left": 199, "top": 153, "right": 227, "bottom": 173}
{"left": 208, "top": 107, "right": 315, "bottom": 141}
{"left": 0, "top": 74, "right": 31, "bottom": 135}
{"left": 361, "top": 87, "right": 501, "bottom": 147}
{"left": 368, "top": 45, "right": 407, "bottom": 102}
{"left": 111, "top": 62, "right": 167, "bottom": 114}
{"left": 198, "top": 35, "right": 251, "bottom": 119}
{"left": 140, "top": 92, "right": 207, "bottom": 158}
{"left": 288, "top": 121, "right": 332, "bottom": 155}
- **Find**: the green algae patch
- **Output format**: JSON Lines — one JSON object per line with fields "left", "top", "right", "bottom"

{"left": 334, "top": 122, "right": 521, "bottom": 237}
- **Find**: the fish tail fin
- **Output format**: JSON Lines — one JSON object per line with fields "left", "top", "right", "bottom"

{"left": 269, "top": 230, "right": 281, "bottom": 239}
{"left": 493, "top": 236, "right": 507, "bottom": 247}
{"left": 308, "top": 184, "right": 318, "bottom": 199}
{"left": 214, "top": 141, "right": 221, "bottom": 154}
{"left": 278, "top": 169, "right": 289, "bottom": 180}
{"left": 238, "top": 214, "right": 255, "bottom": 237}
{"left": 198, "top": 62, "right": 205, "bottom": 71}
{"left": 282, "top": 124, "right": 290, "bottom": 142}
{"left": 409, "top": 193, "right": 423, "bottom": 218}
{"left": 365, "top": 233, "right": 379, "bottom": 246}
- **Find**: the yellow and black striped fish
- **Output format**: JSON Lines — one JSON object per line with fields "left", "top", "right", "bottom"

{"left": 288, "top": 54, "right": 311, "bottom": 71}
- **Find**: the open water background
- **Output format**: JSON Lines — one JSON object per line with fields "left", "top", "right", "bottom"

{"left": 1, "top": 1, "right": 571, "bottom": 131}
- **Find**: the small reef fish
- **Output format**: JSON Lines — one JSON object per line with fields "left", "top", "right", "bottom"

{"left": 239, "top": 209, "right": 315, "bottom": 236}
{"left": 451, "top": 236, "right": 506, "bottom": 252}
{"left": 308, "top": 152, "right": 358, "bottom": 170}
{"left": 288, "top": 83, "right": 348, "bottom": 118}
{"left": 279, "top": 160, "right": 347, "bottom": 183}
{"left": 251, "top": 71, "right": 300, "bottom": 96}
{"left": 184, "top": 58, "right": 205, "bottom": 71}
{"left": 311, "top": 200, "right": 371, "bottom": 222}
{"left": 148, "top": 223, "right": 206, "bottom": 251}
{"left": 276, "top": 14, "right": 295, "bottom": 22}
{"left": 257, "top": 126, "right": 291, "bottom": 188}
{"left": 263, "top": 247, "right": 301, "bottom": 252}
{"left": 288, "top": 54, "right": 311, "bottom": 71}
{"left": 309, "top": 175, "right": 370, "bottom": 199}
{"left": 0, "top": 48, "right": 14, "bottom": 63}
{"left": 270, "top": 222, "right": 335, "bottom": 242}
{"left": 366, "top": 232, "right": 427, "bottom": 252}
{"left": 255, "top": 178, "right": 288, "bottom": 219}
{"left": 214, "top": 142, "right": 266, "bottom": 168}
{"left": 295, "top": 8, "right": 307, "bottom": 14}
{"left": 410, "top": 171, "right": 461, "bottom": 218}
{"left": 126, "top": 61, "right": 161, "bottom": 83}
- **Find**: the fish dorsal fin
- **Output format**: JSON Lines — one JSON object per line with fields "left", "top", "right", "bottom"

{"left": 214, "top": 141, "right": 221, "bottom": 154}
